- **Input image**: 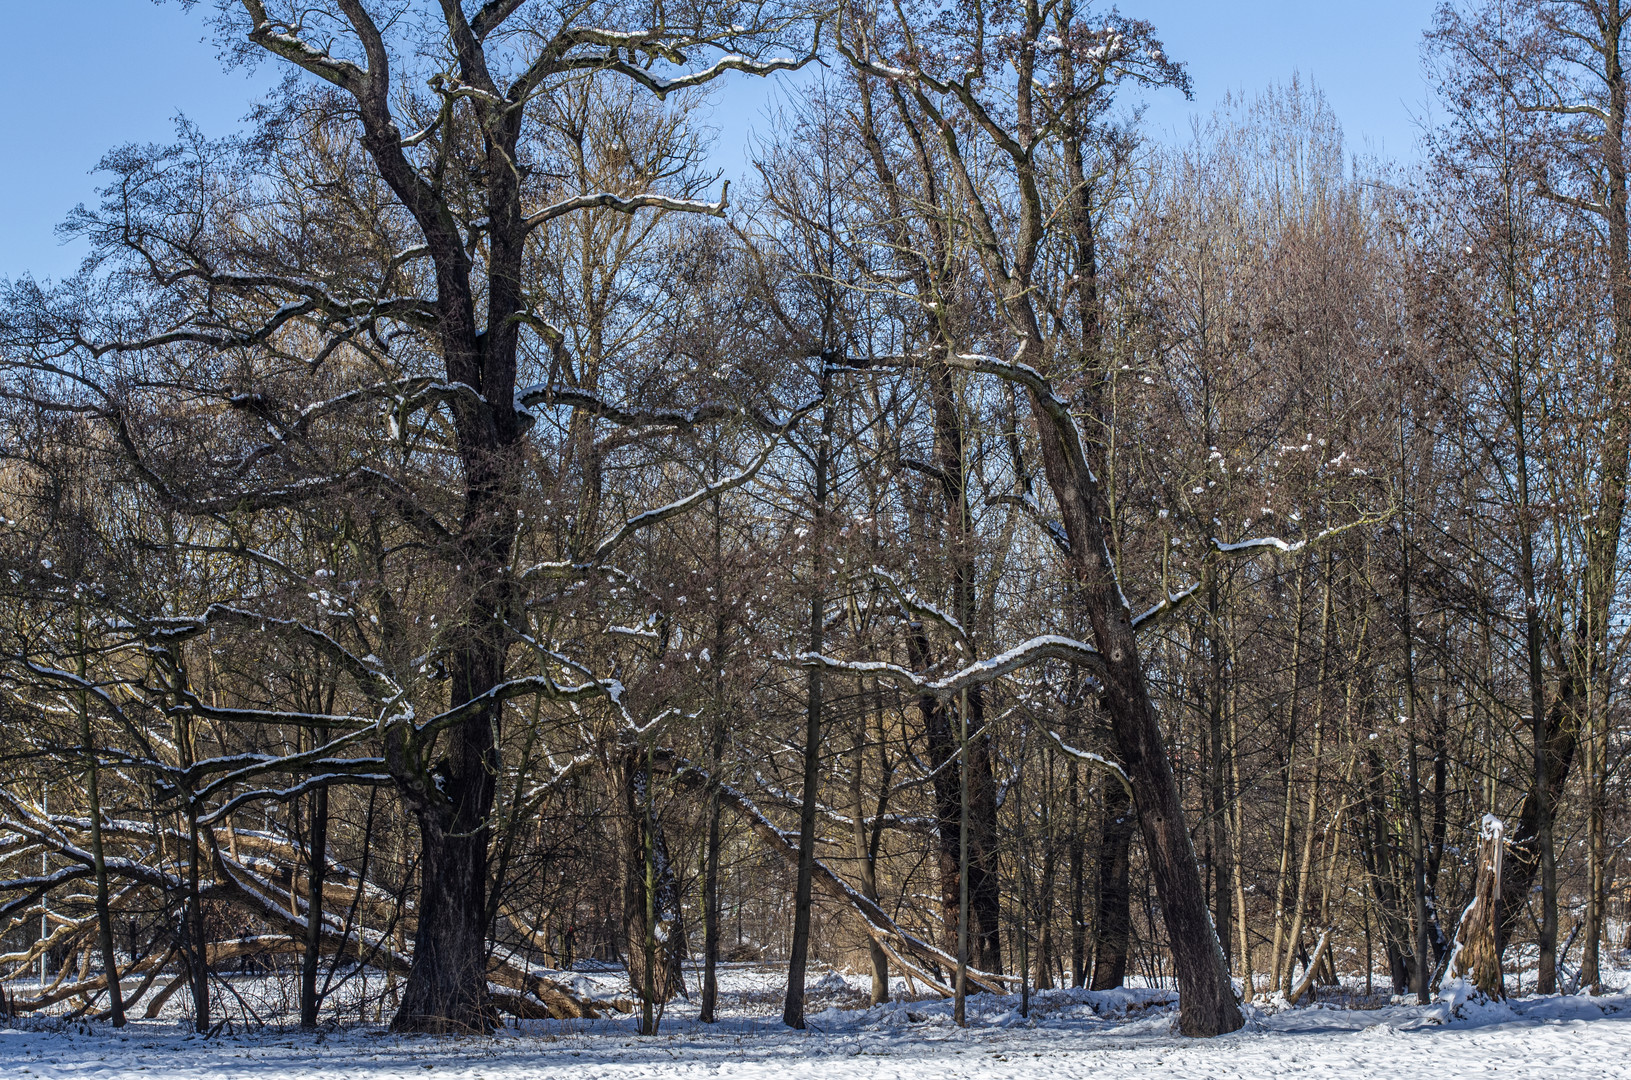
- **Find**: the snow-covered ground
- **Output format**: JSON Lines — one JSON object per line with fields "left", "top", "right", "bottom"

{"left": 5, "top": 967, "right": 1630, "bottom": 1079}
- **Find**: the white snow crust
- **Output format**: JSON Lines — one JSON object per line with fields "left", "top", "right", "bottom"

{"left": 4, "top": 966, "right": 1629, "bottom": 1079}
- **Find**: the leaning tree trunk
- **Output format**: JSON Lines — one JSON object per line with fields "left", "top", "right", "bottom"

{"left": 1027, "top": 398, "right": 1242, "bottom": 1036}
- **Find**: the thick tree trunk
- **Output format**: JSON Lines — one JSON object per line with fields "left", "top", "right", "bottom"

{"left": 1031, "top": 36, "right": 1236, "bottom": 1033}
{"left": 389, "top": 426, "right": 519, "bottom": 1033}
{"left": 391, "top": 628, "right": 505, "bottom": 1034}
{"left": 1090, "top": 776, "right": 1134, "bottom": 991}
{"left": 394, "top": 810, "right": 494, "bottom": 1032}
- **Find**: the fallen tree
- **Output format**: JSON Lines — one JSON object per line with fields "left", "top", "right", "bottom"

{"left": 0, "top": 807, "right": 624, "bottom": 1022}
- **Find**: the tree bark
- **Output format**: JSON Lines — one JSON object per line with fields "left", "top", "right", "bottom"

{"left": 699, "top": 739, "right": 725, "bottom": 1022}
{"left": 1204, "top": 585, "right": 1233, "bottom": 967}
{"left": 390, "top": 627, "right": 506, "bottom": 1033}
{"left": 1279, "top": 589, "right": 1331, "bottom": 993}
{"left": 184, "top": 800, "right": 209, "bottom": 1033}
{"left": 1228, "top": 688, "right": 1253, "bottom": 1002}
{"left": 700, "top": 499, "right": 729, "bottom": 1023}
{"left": 169, "top": 684, "right": 210, "bottom": 1035}
{"left": 1090, "top": 774, "right": 1135, "bottom": 991}
{"left": 1444, "top": 816, "right": 1505, "bottom": 1000}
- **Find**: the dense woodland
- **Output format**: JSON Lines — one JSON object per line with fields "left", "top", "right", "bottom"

{"left": 0, "top": 0, "right": 1628, "bottom": 1042}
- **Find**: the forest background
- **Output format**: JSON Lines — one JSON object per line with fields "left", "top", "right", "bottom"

{"left": 0, "top": 0, "right": 1624, "bottom": 1046}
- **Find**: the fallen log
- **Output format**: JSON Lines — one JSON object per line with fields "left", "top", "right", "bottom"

{"left": 1, "top": 945, "right": 177, "bottom": 1014}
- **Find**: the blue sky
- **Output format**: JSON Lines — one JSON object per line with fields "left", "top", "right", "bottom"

{"left": 2, "top": 1, "right": 1438, "bottom": 281}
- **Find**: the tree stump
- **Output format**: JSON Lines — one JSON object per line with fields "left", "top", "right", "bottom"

{"left": 1444, "top": 815, "right": 1505, "bottom": 999}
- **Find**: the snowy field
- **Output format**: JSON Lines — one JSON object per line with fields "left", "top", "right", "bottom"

{"left": 4, "top": 967, "right": 1630, "bottom": 1080}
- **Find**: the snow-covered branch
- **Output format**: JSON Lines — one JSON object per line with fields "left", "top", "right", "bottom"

{"left": 1208, "top": 513, "right": 1389, "bottom": 560}
{"left": 869, "top": 565, "right": 969, "bottom": 647}
{"left": 990, "top": 493, "right": 1072, "bottom": 555}
{"left": 800, "top": 634, "right": 1104, "bottom": 700}
{"left": 524, "top": 184, "right": 730, "bottom": 231}
{"left": 1047, "top": 731, "right": 1132, "bottom": 794}
{"left": 523, "top": 396, "right": 817, "bottom": 575}
{"left": 595, "top": 52, "right": 815, "bottom": 100}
